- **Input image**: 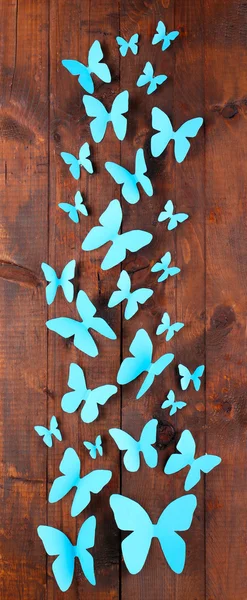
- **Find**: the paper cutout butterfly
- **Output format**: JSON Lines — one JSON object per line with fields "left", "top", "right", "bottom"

{"left": 46, "top": 289, "right": 116, "bottom": 357}
{"left": 136, "top": 62, "right": 167, "bottom": 95}
{"left": 83, "top": 90, "right": 129, "bottom": 143}
{"left": 83, "top": 435, "right": 103, "bottom": 460}
{"left": 62, "top": 40, "right": 111, "bottom": 94}
{"left": 41, "top": 259, "right": 75, "bottom": 305}
{"left": 109, "top": 419, "right": 158, "bottom": 472}
{"left": 59, "top": 191, "right": 88, "bottom": 223}
{"left": 37, "top": 517, "right": 96, "bottom": 591}
{"left": 82, "top": 199, "right": 152, "bottom": 270}
{"left": 117, "top": 328, "right": 174, "bottom": 399}
{"left": 116, "top": 33, "right": 139, "bottom": 56}
{"left": 110, "top": 493, "right": 197, "bottom": 574}
{"left": 178, "top": 364, "right": 205, "bottom": 391}
{"left": 164, "top": 430, "right": 221, "bottom": 491}
{"left": 49, "top": 447, "right": 112, "bottom": 517}
{"left": 62, "top": 363, "right": 117, "bottom": 423}
{"left": 161, "top": 390, "right": 187, "bottom": 416}
{"left": 61, "top": 142, "right": 93, "bottom": 179}
{"left": 158, "top": 200, "right": 189, "bottom": 230}
{"left": 151, "top": 252, "right": 180, "bottom": 283}
{"left": 34, "top": 416, "right": 62, "bottom": 448}
{"left": 156, "top": 312, "right": 184, "bottom": 341}
{"left": 151, "top": 108, "right": 203, "bottom": 163}
{"left": 152, "top": 21, "right": 179, "bottom": 51}
{"left": 108, "top": 270, "right": 153, "bottom": 320}
{"left": 105, "top": 149, "right": 153, "bottom": 204}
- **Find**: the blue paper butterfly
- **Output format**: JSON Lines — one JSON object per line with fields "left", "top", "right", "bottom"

{"left": 49, "top": 447, "right": 112, "bottom": 517}
{"left": 37, "top": 517, "right": 96, "bottom": 591}
{"left": 109, "top": 419, "right": 158, "bottom": 472}
{"left": 156, "top": 312, "right": 184, "bottom": 341}
{"left": 41, "top": 259, "right": 75, "bottom": 305}
{"left": 158, "top": 200, "right": 189, "bottom": 230}
{"left": 152, "top": 21, "right": 179, "bottom": 51}
{"left": 110, "top": 493, "right": 197, "bottom": 575}
{"left": 161, "top": 390, "right": 187, "bottom": 416}
{"left": 62, "top": 363, "right": 117, "bottom": 423}
{"left": 83, "top": 90, "right": 129, "bottom": 143}
{"left": 62, "top": 40, "right": 111, "bottom": 94}
{"left": 108, "top": 270, "right": 153, "bottom": 320}
{"left": 151, "top": 109, "right": 203, "bottom": 163}
{"left": 164, "top": 430, "right": 221, "bottom": 491}
{"left": 116, "top": 33, "right": 139, "bottom": 56}
{"left": 34, "top": 416, "right": 62, "bottom": 448}
{"left": 117, "top": 328, "right": 174, "bottom": 399}
{"left": 59, "top": 191, "right": 88, "bottom": 223}
{"left": 83, "top": 435, "right": 103, "bottom": 460}
{"left": 105, "top": 149, "right": 153, "bottom": 204}
{"left": 178, "top": 364, "right": 205, "bottom": 391}
{"left": 46, "top": 289, "right": 116, "bottom": 357}
{"left": 151, "top": 252, "right": 180, "bottom": 283}
{"left": 61, "top": 142, "right": 93, "bottom": 179}
{"left": 82, "top": 199, "right": 152, "bottom": 270}
{"left": 136, "top": 62, "right": 167, "bottom": 95}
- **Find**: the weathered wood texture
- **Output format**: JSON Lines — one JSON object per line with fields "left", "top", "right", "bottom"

{"left": 0, "top": 0, "right": 246, "bottom": 599}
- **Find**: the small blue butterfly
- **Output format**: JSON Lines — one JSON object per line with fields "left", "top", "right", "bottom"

{"left": 156, "top": 312, "right": 184, "bottom": 341}
{"left": 178, "top": 364, "right": 205, "bottom": 391}
{"left": 59, "top": 191, "right": 88, "bottom": 223}
{"left": 61, "top": 142, "right": 93, "bottom": 180}
{"left": 116, "top": 33, "right": 139, "bottom": 56}
{"left": 41, "top": 259, "right": 75, "bottom": 305}
{"left": 83, "top": 91, "right": 129, "bottom": 143}
{"left": 109, "top": 419, "right": 158, "bottom": 472}
{"left": 105, "top": 148, "right": 153, "bottom": 204}
{"left": 151, "top": 252, "right": 180, "bottom": 283}
{"left": 151, "top": 109, "right": 203, "bottom": 163}
{"left": 152, "top": 21, "right": 179, "bottom": 51}
{"left": 62, "top": 363, "right": 117, "bottom": 423}
{"left": 136, "top": 62, "right": 167, "bottom": 95}
{"left": 161, "top": 390, "right": 187, "bottom": 416}
{"left": 34, "top": 416, "right": 62, "bottom": 448}
{"left": 164, "top": 429, "right": 221, "bottom": 491}
{"left": 158, "top": 200, "right": 189, "bottom": 230}
{"left": 62, "top": 40, "right": 111, "bottom": 94}
{"left": 108, "top": 270, "right": 153, "bottom": 320}
{"left": 83, "top": 435, "right": 103, "bottom": 460}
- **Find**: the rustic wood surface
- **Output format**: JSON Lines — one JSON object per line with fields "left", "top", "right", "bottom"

{"left": 0, "top": 0, "right": 246, "bottom": 598}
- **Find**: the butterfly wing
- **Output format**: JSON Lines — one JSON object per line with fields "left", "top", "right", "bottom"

{"left": 152, "top": 21, "right": 166, "bottom": 46}
{"left": 49, "top": 447, "right": 81, "bottom": 504}
{"left": 37, "top": 526, "right": 75, "bottom": 592}
{"left": 140, "top": 418, "right": 158, "bottom": 468}
{"left": 117, "top": 328, "right": 153, "bottom": 385}
{"left": 79, "top": 142, "right": 93, "bottom": 174}
{"left": 156, "top": 494, "right": 197, "bottom": 573}
{"left": 62, "top": 59, "right": 94, "bottom": 93}
{"left": 75, "top": 191, "right": 88, "bottom": 217}
{"left": 76, "top": 516, "right": 96, "bottom": 586}
{"left": 169, "top": 212, "right": 189, "bottom": 230}
{"left": 71, "top": 469, "right": 112, "bottom": 517}
{"left": 41, "top": 262, "right": 58, "bottom": 305}
{"left": 164, "top": 430, "right": 195, "bottom": 476}
{"left": 60, "top": 152, "right": 80, "bottom": 180}
{"left": 109, "top": 429, "right": 140, "bottom": 472}
{"left": 105, "top": 161, "right": 139, "bottom": 204}
{"left": 116, "top": 36, "right": 129, "bottom": 57}
{"left": 174, "top": 117, "right": 203, "bottom": 163}
{"left": 82, "top": 199, "right": 122, "bottom": 252}
{"left": 82, "top": 95, "right": 108, "bottom": 143}
{"left": 34, "top": 425, "right": 49, "bottom": 437}
{"left": 137, "top": 352, "right": 174, "bottom": 399}
{"left": 158, "top": 199, "right": 173, "bottom": 223}
{"left": 129, "top": 33, "right": 139, "bottom": 54}
{"left": 62, "top": 363, "right": 87, "bottom": 413}
{"left": 151, "top": 108, "right": 173, "bottom": 158}
{"left": 81, "top": 384, "right": 117, "bottom": 423}
{"left": 191, "top": 365, "right": 205, "bottom": 391}
{"left": 111, "top": 90, "right": 129, "bottom": 141}
{"left": 60, "top": 259, "right": 75, "bottom": 303}
{"left": 88, "top": 40, "right": 111, "bottom": 84}
{"left": 58, "top": 202, "right": 79, "bottom": 223}
{"left": 178, "top": 364, "right": 191, "bottom": 390}
{"left": 108, "top": 270, "right": 130, "bottom": 308}
{"left": 135, "top": 148, "right": 153, "bottom": 198}
{"left": 185, "top": 454, "right": 221, "bottom": 491}
{"left": 84, "top": 441, "right": 97, "bottom": 459}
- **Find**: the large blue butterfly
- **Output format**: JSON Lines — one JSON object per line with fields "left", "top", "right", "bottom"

{"left": 156, "top": 312, "right": 184, "bottom": 341}
{"left": 158, "top": 200, "right": 189, "bottom": 230}
{"left": 108, "top": 270, "right": 153, "bottom": 320}
{"left": 152, "top": 21, "right": 179, "bottom": 51}
{"left": 105, "top": 149, "right": 153, "bottom": 204}
{"left": 62, "top": 363, "right": 117, "bottom": 423}
{"left": 34, "top": 416, "right": 62, "bottom": 448}
{"left": 151, "top": 109, "right": 203, "bottom": 163}
{"left": 41, "top": 259, "right": 75, "bottom": 305}
{"left": 61, "top": 142, "right": 93, "bottom": 179}
{"left": 178, "top": 364, "right": 205, "bottom": 391}
{"left": 83, "top": 90, "right": 129, "bottom": 143}
{"left": 151, "top": 252, "right": 180, "bottom": 283}
{"left": 109, "top": 419, "right": 158, "bottom": 472}
{"left": 59, "top": 191, "right": 88, "bottom": 223}
{"left": 62, "top": 40, "right": 111, "bottom": 94}
{"left": 116, "top": 33, "right": 139, "bottom": 56}
{"left": 136, "top": 62, "right": 167, "bottom": 95}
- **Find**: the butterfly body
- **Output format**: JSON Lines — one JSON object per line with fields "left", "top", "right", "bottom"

{"left": 41, "top": 260, "right": 75, "bottom": 305}
{"left": 62, "top": 40, "right": 111, "bottom": 93}
{"left": 152, "top": 21, "right": 179, "bottom": 51}
{"left": 116, "top": 33, "right": 139, "bottom": 56}
{"left": 34, "top": 416, "right": 62, "bottom": 448}
{"left": 158, "top": 200, "right": 189, "bottom": 230}
{"left": 161, "top": 390, "right": 187, "bottom": 416}
{"left": 151, "top": 252, "right": 180, "bottom": 283}
{"left": 151, "top": 108, "right": 203, "bottom": 163}
{"left": 105, "top": 149, "right": 153, "bottom": 204}
{"left": 137, "top": 62, "right": 167, "bottom": 95}
{"left": 59, "top": 191, "right": 88, "bottom": 223}
{"left": 83, "top": 90, "right": 129, "bottom": 142}
{"left": 109, "top": 419, "right": 158, "bottom": 472}
{"left": 84, "top": 435, "right": 103, "bottom": 459}
{"left": 61, "top": 143, "right": 93, "bottom": 179}
{"left": 156, "top": 312, "right": 184, "bottom": 341}
{"left": 108, "top": 270, "right": 153, "bottom": 319}
{"left": 178, "top": 364, "right": 205, "bottom": 391}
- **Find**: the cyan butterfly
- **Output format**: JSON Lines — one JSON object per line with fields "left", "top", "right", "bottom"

{"left": 62, "top": 363, "right": 117, "bottom": 423}
{"left": 151, "top": 108, "right": 203, "bottom": 163}
{"left": 110, "top": 493, "right": 197, "bottom": 575}
{"left": 37, "top": 516, "right": 96, "bottom": 591}
{"left": 83, "top": 90, "right": 129, "bottom": 143}
{"left": 34, "top": 416, "right": 62, "bottom": 448}
{"left": 61, "top": 142, "right": 93, "bottom": 180}
{"left": 83, "top": 435, "right": 103, "bottom": 460}
{"left": 108, "top": 270, "right": 153, "bottom": 320}
{"left": 156, "top": 312, "right": 184, "bottom": 341}
{"left": 62, "top": 40, "right": 111, "bottom": 94}
{"left": 105, "top": 148, "right": 153, "bottom": 204}
{"left": 117, "top": 328, "right": 174, "bottom": 399}
{"left": 46, "top": 289, "right": 117, "bottom": 357}
{"left": 152, "top": 20, "right": 179, "bottom": 51}
{"left": 158, "top": 200, "right": 189, "bottom": 230}
{"left": 59, "top": 191, "right": 88, "bottom": 223}
{"left": 116, "top": 33, "right": 139, "bottom": 56}
{"left": 164, "top": 429, "right": 221, "bottom": 491}
{"left": 136, "top": 62, "right": 167, "bottom": 95}
{"left": 109, "top": 419, "right": 158, "bottom": 472}
{"left": 82, "top": 199, "right": 152, "bottom": 270}
{"left": 49, "top": 447, "right": 112, "bottom": 517}
{"left": 178, "top": 363, "right": 205, "bottom": 391}
{"left": 161, "top": 390, "right": 187, "bottom": 416}
{"left": 151, "top": 252, "right": 180, "bottom": 283}
{"left": 41, "top": 259, "right": 75, "bottom": 305}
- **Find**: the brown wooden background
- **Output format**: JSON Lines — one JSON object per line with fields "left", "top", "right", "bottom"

{"left": 1, "top": 0, "right": 247, "bottom": 598}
